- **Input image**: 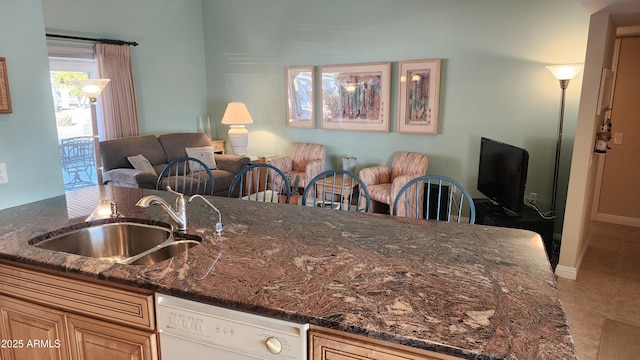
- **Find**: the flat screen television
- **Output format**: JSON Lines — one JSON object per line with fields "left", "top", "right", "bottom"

{"left": 477, "top": 137, "right": 529, "bottom": 216}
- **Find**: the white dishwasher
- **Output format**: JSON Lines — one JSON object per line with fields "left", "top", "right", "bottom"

{"left": 156, "top": 294, "right": 309, "bottom": 360}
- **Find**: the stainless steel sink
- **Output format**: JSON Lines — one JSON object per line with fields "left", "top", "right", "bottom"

{"left": 126, "top": 240, "right": 201, "bottom": 265}
{"left": 29, "top": 219, "right": 202, "bottom": 264}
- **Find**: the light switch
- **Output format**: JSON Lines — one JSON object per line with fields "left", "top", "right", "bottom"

{"left": 614, "top": 133, "right": 623, "bottom": 145}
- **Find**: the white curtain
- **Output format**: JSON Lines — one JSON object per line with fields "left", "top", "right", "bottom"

{"left": 95, "top": 44, "right": 140, "bottom": 140}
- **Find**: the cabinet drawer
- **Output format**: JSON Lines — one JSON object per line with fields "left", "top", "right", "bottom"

{"left": 310, "top": 327, "right": 463, "bottom": 360}
{"left": 211, "top": 140, "right": 225, "bottom": 154}
{"left": 0, "top": 263, "right": 154, "bottom": 331}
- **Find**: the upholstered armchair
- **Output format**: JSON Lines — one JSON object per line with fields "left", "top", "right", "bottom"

{"left": 270, "top": 143, "right": 326, "bottom": 194}
{"left": 358, "top": 151, "right": 428, "bottom": 214}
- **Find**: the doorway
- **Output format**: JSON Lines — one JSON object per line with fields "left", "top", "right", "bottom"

{"left": 49, "top": 55, "right": 100, "bottom": 192}
{"left": 593, "top": 34, "right": 640, "bottom": 226}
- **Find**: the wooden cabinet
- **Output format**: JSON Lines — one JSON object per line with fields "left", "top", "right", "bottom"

{"left": 309, "top": 327, "right": 463, "bottom": 360}
{"left": 0, "top": 262, "right": 158, "bottom": 360}
{"left": 0, "top": 295, "right": 69, "bottom": 360}
{"left": 211, "top": 139, "right": 225, "bottom": 154}
{"left": 66, "top": 314, "right": 157, "bottom": 360}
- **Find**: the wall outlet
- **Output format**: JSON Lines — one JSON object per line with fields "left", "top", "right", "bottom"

{"left": 527, "top": 192, "right": 537, "bottom": 205}
{"left": 0, "top": 163, "right": 8, "bottom": 184}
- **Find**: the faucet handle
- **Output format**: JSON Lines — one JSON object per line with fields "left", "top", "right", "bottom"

{"left": 165, "top": 186, "right": 184, "bottom": 198}
{"left": 165, "top": 186, "right": 186, "bottom": 211}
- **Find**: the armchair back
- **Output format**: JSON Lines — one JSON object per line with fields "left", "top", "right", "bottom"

{"left": 391, "top": 151, "right": 429, "bottom": 180}
{"left": 292, "top": 143, "right": 325, "bottom": 171}
{"left": 270, "top": 143, "right": 325, "bottom": 191}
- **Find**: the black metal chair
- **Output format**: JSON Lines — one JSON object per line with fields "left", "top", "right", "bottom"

{"left": 156, "top": 157, "right": 215, "bottom": 196}
{"left": 302, "top": 169, "right": 371, "bottom": 212}
{"left": 59, "top": 136, "right": 95, "bottom": 188}
{"left": 392, "top": 175, "right": 475, "bottom": 224}
{"left": 228, "top": 163, "right": 291, "bottom": 203}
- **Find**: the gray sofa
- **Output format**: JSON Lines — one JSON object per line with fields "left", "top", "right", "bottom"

{"left": 100, "top": 133, "right": 250, "bottom": 196}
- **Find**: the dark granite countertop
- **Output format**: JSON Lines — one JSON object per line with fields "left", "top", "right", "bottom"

{"left": 0, "top": 186, "right": 576, "bottom": 360}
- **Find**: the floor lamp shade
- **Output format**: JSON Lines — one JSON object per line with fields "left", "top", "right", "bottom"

{"left": 71, "top": 79, "right": 110, "bottom": 103}
{"left": 221, "top": 102, "right": 253, "bottom": 156}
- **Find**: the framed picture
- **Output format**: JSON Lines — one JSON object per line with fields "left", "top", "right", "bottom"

{"left": 597, "top": 68, "right": 614, "bottom": 115}
{"left": 0, "top": 57, "right": 12, "bottom": 114}
{"left": 320, "top": 62, "right": 390, "bottom": 132}
{"left": 397, "top": 59, "right": 441, "bottom": 134}
{"left": 286, "top": 66, "right": 315, "bottom": 128}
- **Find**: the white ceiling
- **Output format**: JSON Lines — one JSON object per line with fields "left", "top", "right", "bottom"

{"left": 578, "top": 0, "right": 640, "bottom": 18}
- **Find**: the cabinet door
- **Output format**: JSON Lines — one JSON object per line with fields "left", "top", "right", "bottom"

{"left": 66, "top": 313, "right": 157, "bottom": 360}
{"left": 310, "top": 329, "right": 462, "bottom": 360}
{"left": 0, "top": 295, "right": 69, "bottom": 360}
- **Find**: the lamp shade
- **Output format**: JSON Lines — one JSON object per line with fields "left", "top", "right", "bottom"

{"left": 221, "top": 102, "right": 254, "bottom": 125}
{"left": 71, "top": 79, "right": 110, "bottom": 100}
{"left": 545, "top": 64, "right": 584, "bottom": 81}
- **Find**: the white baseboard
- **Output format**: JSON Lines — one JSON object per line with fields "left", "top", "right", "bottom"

{"left": 555, "top": 265, "right": 577, "bottom": 280}
{"left": 595, "top": 213, "right": 640, "bottom": 227}
{"left": 555, "top": 234, "right": 590, "bottom": 280}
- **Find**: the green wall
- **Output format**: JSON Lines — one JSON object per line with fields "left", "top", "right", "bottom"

{"left": 0, "top": 0, "right": 65, "bottom": 209}
{"left": 0, "top": 0, "right": 589, "bottom": 226}
{"left": 0, "top": 0, "right": 210, "bottom": 210}
{"left": 203, "top": 0, "right": 589, "bottom": 222}
{"left": 42, "top": 0, "right": 209, "bottom": 135}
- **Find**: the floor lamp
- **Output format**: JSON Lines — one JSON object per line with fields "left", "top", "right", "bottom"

{"left": 545, "top": 64, "right": 583, "bottom": 213}
{"left": 221, "top": 102, "right": 254, "bottom": 156}
{"left": 71, "top": 79, "right": 110, "bottom": 186}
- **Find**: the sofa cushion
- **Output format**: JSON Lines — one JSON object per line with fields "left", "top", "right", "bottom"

{"left": 185, "top": 146, "right": 218, "bottom": 170}
{"left": 210, "top": 169, "right": 236, "bottom": 196}
{"left": 215, "top": 155, "right": 251, "bottom": 174}
{"left": 127, "top": 154, "right": 157, "bottom": 175}
{"left": 157, "top": 172, "right": 214, "bottom": 196}
{"left": 158, "top": 133, "right": 212, "bottom": 163}
{"left": 101, "top": 135, "right": 167, "bottom": 171}
{"left": 103, "top": 168, "right": 158, "bottom": 189}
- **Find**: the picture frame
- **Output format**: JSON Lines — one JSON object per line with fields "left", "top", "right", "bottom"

{"left": 397, "top": 59, "right": 441, "bottom": 134}
{"left": 0, "top": 57, "right": 12, "bottom": 114}
{"left": 597, "top": 68, "right": 614, "bottom": 115}
{"left": 320, "top": 62, "right": 390, "bottom": 132}
{"left": 286, "top": 66, "right": 315, "bottom": 128}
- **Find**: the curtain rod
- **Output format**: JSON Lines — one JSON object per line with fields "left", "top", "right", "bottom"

{"left": 46, "top": 33, "right": 139, "bottom": 46}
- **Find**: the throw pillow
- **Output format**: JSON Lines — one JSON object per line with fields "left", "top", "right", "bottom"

{"left": 127, "top": 154, "right": 157, "bottom": 175}
{"left": 185, "top": 146, "right": 217, "bottom": 169}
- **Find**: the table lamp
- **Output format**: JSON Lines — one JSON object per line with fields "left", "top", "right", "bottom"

{"left": 221, "top": 102, "right": 253, "bottom": 155}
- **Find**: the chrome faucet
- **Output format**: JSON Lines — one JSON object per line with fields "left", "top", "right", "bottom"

{"left": 136, "top": 188, "right": 223, "bottom": 234}
{"left": 188, "top": 194, "right": 223, "bottom": 235}
{"left": 136, "top": 187, "right": 187, "bottom": 231}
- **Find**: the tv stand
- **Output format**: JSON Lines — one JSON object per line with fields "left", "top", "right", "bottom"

{"left": 474, "top": 199, "right": 557, "bottom": 268}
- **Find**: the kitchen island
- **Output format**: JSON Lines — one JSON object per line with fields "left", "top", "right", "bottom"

{"left": 0, "top": 186, "right": 576, "bottom": 359}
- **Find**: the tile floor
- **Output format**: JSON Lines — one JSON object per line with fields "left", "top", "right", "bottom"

{"left": 556, "top": 221, "right": 640, "bottom": 360}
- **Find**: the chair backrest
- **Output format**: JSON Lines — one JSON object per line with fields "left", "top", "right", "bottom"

{"left": 60, "top": 136, "right": 95, "bottom": 170}
{"left": 156, "top": 157, "right": 214, "bottom": 196}
{"left": 302, "top": 169, "right": 371, "bottom": 212}
{"left": 228, "top": 163, "right": 291, "bottom": 203}
{"left": 391, "top": 152, "right": 429, "bottom": 180}
{"left": 292, "top": 143, "right": 325, "bottom": 171}
{"left": 393, "top": 175, "right": 476, "bottom": 224}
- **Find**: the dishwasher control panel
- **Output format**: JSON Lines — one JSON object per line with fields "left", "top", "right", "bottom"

{"left": 156, "top": 294, "right": 309, "bottom": 360}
